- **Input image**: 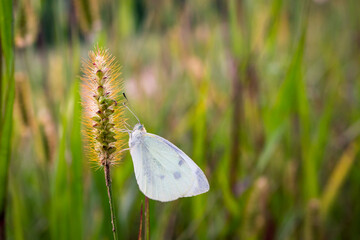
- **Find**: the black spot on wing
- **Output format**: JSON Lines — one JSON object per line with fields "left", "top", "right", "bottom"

{"left": 178, "top": 159, "right": 185, "bottom": 166}
{"left": 173, "top": 172, "right": 181, "bottom": 179}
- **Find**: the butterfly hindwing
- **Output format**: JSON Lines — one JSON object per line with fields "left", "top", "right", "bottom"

{"left": 130, "top": 133, "right": 196, "bottom": 202}
{"left": 145, "top": 133, "right": 210, "bottom": 197}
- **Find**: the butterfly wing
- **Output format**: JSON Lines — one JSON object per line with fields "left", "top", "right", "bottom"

{"left": 145, "top": 134, "right": 210, "bottom": 197}
{"left": 130, "top": 133, "right": 209, "bottom": 202}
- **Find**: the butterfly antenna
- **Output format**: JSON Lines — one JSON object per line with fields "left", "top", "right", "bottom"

{"left": 122, "top": 93, "right": 141, "bottom": 123}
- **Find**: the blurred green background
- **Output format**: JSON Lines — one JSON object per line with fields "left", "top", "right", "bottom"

{"left": 1, "top": 0, "right": 360, "bottom": 239}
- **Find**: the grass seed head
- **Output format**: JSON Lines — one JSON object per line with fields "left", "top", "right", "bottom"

{"left": 81, "top": 46, "right": 126, "bottom": 167}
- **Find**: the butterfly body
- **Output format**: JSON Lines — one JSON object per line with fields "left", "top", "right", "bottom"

{"left": 129, "top": 123, "right": 209, "bottom": 202}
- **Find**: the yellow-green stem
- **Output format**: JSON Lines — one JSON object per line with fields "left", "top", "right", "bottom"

{"left": 104, "top": 164, "right": 118, "bottom": 240}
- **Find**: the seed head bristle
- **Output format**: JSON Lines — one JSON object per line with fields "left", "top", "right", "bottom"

{"left": 81, "top": 46, "right": 126, "bottom": 166}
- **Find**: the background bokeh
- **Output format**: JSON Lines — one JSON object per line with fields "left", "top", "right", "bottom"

{"left": 1, "top": 0, "right": 360, "bottom": 239}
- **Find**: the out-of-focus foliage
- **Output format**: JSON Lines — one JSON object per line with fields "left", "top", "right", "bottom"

{"left": 0, "top": 0, "right": 15, "bottom": 238}
{"left": 3, "top": 0, "right": 360, "bottom": 239}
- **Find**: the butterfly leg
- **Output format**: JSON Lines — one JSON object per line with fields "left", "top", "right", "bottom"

{"left": 117, "top": 128, "right": 132, "bottom": 133}
{"left": 119, "top": 148, "right": 130, "bottom": 152}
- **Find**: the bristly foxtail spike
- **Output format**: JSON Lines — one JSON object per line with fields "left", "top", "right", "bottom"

{"left": 80, "top": 46, "right": 126, "bottom": 166}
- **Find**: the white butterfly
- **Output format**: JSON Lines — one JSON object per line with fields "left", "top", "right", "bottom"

{"left": 128, "top": 123, "right": 210, "bottom": 202}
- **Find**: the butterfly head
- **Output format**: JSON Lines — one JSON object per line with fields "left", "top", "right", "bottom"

{"left": 133, "top": 123, "right": 146, "bottom": 132}
{"left": 129, "top": 123, "right": 146, "bottom": 147}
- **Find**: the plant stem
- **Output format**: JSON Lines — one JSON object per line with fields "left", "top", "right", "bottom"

{"left": 104, "top": 163, "right": 118, "bottom": 240}
{"left": 0, "top": 31, "right": 2, "bottom": 115}
{"left": 144, "top": 196, "right": 150, "bottom": 240}
{"left": 138, "top": 202, "right": 143, "bottom": 240}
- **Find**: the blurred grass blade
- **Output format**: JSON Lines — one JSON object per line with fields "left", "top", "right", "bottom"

{"left": 308, "top": 101, "right": 334, "bottom": 172}
{"left": 50, "top": 80, "right": 85, "bottom": 240}
{"left": 295, "top": 30, "right": 314, "bottom": 200}
{"left": 69, "top": 80, "right": 84, "bottom": 239}
{"left": 228, "top": 0, "right": 243, "bottom": 57}
{"left": 0, "top": 0, "right": 14, "bottom": 238}
{"left": 277, "top": 209, "right": 300, "bottom": 240}
{"left": 0, "top": 0, "right": 13, "bottom": 79}
{"left": 264, "top": 0, "right": 283, "bottom": 50}
{"left": 320, "top": 142, "right": 359, "bottom": 219}
{"left": 265, "top": 7, "right": 315, "bottom": 199}
{"left": 50, "top": 108, "right": 69, "bottom": 240}
{"left": 265, "top": 23, "right": 306, "bottom": 135}
{"left": 9, "top": 177, "right": 25, "bottom": 240}
{"left": 256, "top": 125, "right": 285, "bottom": 173}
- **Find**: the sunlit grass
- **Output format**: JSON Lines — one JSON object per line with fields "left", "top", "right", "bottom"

{"left": 2, "top": 0, "right": 360, "bottom": 239}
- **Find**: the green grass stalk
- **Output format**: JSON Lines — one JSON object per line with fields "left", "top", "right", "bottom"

{"left": 104, "top": 164, "right": 118, "bottom": 240}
